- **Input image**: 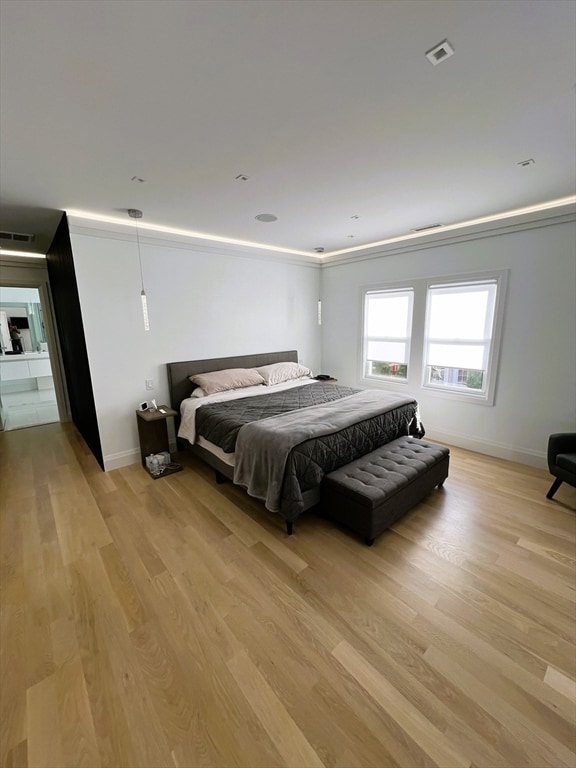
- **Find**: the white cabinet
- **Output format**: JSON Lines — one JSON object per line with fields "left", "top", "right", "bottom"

{"left": 0, "top": 354, "right": 53, "bottom": 387}
{"left": 0, "top": 360, "right": 30, "bottom": 381}
{"left": 28, "top": 358, "right": 52, "bottom": 378}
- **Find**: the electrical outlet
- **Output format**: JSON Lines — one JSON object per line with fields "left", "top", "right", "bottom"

{"left": 145, "top": 379, "right": 154, "bottom": 390}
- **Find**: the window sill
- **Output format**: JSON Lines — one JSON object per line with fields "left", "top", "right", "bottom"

{"left": 421, "top": 383, "right": 494, "bottom": 406}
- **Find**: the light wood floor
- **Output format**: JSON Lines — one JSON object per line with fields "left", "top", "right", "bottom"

{"left": 1, "top": 423, "right": 575, "bottom": 768}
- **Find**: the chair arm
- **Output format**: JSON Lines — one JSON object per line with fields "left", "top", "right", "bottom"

{"left": 548, "top": 433, "right": 576, "bottom": 468}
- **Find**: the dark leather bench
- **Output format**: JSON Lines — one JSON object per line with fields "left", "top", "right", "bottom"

{"left": 321, "top": 436, "right": 450, "bottom": 545}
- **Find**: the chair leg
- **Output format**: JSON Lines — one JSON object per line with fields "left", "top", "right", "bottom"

{"left": 286, "top": 520, "right": 293, "bottom": 536}
{"left": 546, "top": 477, "right": 563, "bottom": 499}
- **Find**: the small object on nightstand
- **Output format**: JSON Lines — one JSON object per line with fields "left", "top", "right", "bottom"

{"left": 314, "top": 374, "right": 337, "bottom": 382}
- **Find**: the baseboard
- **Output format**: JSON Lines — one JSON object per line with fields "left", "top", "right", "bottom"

{"left": 423, "top": 427, "right": 547, "bottom": 469}
{"left": 103, "top": 448, "right": 141, "bottom": 471}
{"left": 103, "top": 438, "right": 179, "bottom": 472}
{"left": 102, "top": 434, "right": 546, "bottom": 473}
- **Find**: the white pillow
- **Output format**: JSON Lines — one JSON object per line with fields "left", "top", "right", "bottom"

{"left": 189, "top": 367, "right": 265, "bottom": 395}
{"left": 254, "top": 361, "right": 312, "bottom": 386}
{"left": 191, "top": 387, "right": 206, "bottom": 398}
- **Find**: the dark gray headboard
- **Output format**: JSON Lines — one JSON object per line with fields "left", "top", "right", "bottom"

{"left": 167, "top": 350, "right": 299, "bottom": 418}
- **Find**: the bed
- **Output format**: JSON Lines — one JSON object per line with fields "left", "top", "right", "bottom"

{"left": 167, "top": 350, "right": 423, "bottom": 533}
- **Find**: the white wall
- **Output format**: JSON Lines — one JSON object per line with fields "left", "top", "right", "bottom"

{"left": 321, "top": 218, "right": 576, "bottom": 467}
{"left": 70, "top": 230, "right": 321, "bottom": 469}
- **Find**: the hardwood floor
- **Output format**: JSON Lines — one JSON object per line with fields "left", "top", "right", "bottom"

{"left": 1, "top": 422, "right": 575, "bottom": 768}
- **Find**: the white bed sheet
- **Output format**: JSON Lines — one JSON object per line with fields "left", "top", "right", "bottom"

{"left": 178, "top": 377, "right": 315, "bottom": 446}
{"left": 196, "top": 436, "right": 236, "bottom": 466}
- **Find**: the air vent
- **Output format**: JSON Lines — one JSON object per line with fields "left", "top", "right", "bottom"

{"left": 0, "top": 231, "right": 35, "bottom": 243}
{"left": 412, "top": 223, "right": 443, "bottom": 232}
{"left": 425, "top": 39, "right": 454, "bottom": 66}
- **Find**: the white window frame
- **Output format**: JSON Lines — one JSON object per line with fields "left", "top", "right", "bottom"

{"left": 362, "top": 285, "right": 414, "bottom": 384}
{"left": 422, "top": 273, "right": 507, "bottom": 404}
{"left": 359, "top": 270, "right": 508, "bottom": 406}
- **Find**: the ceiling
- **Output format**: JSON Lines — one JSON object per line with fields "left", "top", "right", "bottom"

{"left": 1, "top": 0, "right": 575, "bottom": 259}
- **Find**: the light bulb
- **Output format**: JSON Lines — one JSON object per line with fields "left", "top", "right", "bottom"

{"left": 141, "top": 290, "right": 150, "bottom": 331}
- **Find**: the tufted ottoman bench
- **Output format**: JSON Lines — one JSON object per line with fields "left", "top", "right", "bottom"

{"left": 321, "top": 436, "right": 449, "bottom": 545}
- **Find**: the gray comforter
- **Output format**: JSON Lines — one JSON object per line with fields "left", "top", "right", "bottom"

{"left": 195, "top": 381, "right": 360, "bottom": 453}
{"left": 233, "top": 389, "right": 418, "bottom": 516}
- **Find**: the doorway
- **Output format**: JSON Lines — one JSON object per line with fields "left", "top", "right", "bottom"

{"left": 0, "top": 285, "right": 59, "bottom": 430}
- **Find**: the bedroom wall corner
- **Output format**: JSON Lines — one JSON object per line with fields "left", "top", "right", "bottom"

{"left": 319, "top": 216, "right": 576, "bottom": 468}
{"left": 68, "top": 226, "right": 321, "bottom": 470}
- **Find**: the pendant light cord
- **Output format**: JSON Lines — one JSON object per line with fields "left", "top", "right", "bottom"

{"left": 128, "top": 209, "right": 145, "bottom": 292}
{"left": 135, "top": 220, "right": 145, "bottom": 292}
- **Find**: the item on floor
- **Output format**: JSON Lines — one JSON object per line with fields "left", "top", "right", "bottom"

{"left": 321, "top": 436, "right": 449, "bottom": 545}
{"left": 146, "top": 451, "right": 170, "bottom": 475}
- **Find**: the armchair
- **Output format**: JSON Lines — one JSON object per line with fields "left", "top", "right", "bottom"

{"left": 546, "top": 433, "right": 576, "bottom": 500}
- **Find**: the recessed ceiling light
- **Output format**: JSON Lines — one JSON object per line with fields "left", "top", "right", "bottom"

{"left": 425, "top": 39, "right": 454, "bottom": 65}
{"left": 255, "top": 213, "right": 278, "bottom": 222}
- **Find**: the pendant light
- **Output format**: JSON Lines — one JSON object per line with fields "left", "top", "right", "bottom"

{"left": 128, "top": 208, "right": 150, "bottom": 331}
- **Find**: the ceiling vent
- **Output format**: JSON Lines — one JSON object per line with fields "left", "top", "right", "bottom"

{"left": 0, "top": 230, "right": 35, "bottom": 243}
{"left": 425, "top": 39, "right": 454, "bottom": 66}
{"left": 412, "top": 223, "right": 443, "bottom": 232}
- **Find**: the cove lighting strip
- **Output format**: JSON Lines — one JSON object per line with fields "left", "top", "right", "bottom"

{"left": 0, "top": 249, "right": 46, "bottom": 258}
{"left": 66, "top": 210, "right": 312, "bottom": 257}
{"left": 326, "top": 196, "right": 576, "bottom": 257}
{"left": 67, "top": 195, "right": 575, "bottom": 260}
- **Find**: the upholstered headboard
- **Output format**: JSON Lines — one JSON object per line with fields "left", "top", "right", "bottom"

{"left": 166, "top": 350, "right": 299, "bottom": 419}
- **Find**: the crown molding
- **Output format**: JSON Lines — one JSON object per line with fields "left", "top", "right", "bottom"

{"left": 321, "top": 205, "right": 576, "bottom": 268}
{"left": 67, "top": 219, "right": 321, "bottom": 269}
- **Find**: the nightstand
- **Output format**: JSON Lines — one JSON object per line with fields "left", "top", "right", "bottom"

{"left": 136, "top": 406, "right": 183, "bottom": 478}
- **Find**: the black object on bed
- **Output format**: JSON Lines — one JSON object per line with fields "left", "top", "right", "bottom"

{"left": 167, "top": 351, "right": 424, "bottom": 533}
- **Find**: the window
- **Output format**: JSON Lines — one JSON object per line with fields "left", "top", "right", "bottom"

{"left": 361, "top": 271, "right": 506, "bottom": 404}
{"left": 363, "top": 288, "right": 413, "bottom": 381}
{"left": 423, "top": 279, "right": 498, "bottom": 398}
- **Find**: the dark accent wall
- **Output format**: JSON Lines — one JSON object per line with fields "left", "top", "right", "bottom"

{"left": 46, "top": 213, "right": 103, "bottom": 469}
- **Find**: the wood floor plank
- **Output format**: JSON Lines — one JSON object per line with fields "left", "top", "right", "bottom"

{"left": 544, "top": 665, "right": 576, "bottom": 701}
{"left": 99, "top": 542, "right": 147, "bottom": 633}
{"left": 53, "top": 653, "right": 101, "bottom": 768}
{"left": 26, "top": 675, "right": 63, "bottom": 768}
{"left": 0, "top": 604, "right": 26, "bottom": 767}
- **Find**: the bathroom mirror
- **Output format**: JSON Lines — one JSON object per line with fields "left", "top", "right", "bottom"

{"left": 0, "top": 286, "right": 47, "bottom": 354}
